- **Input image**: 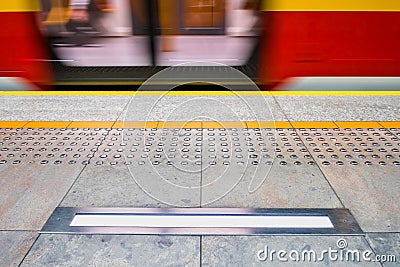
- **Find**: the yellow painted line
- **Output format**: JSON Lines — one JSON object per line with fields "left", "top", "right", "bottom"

{"left": 0, "top": 121, "right": 399, "bottom": 129}
{"left": 290, "top": 121, "right": 338, "bottom": 129}
{"left": 246, "top": 121, "right": 267, "bottom": 128}
{"left": 334, "top": 121, "right": 382, "bottom": 128}
{"left": 0, "top": 121, "right": 28, "bottom": 128}
{"left": 130, "top": 91, "right": 267, "bottom": 97}
{"left": 68, "top": 121, "right": 114, "bottom": 129}
{"left": 128, "top": 91, "right": 269, "bottom": 97}
{"left": 0, "top": 0, "right": 40, "bottom": 12}
{"left": 246, "top": 121, "right": 293, "bottom": 128}
{"left": 1, "top": 91, "right": 400, "bottom": 96}
{"left": 202, "top": 121, "right": 247, "bottom": 129}
{"left": 25, "top": 121, "right": 71, "bottom": 128}
{"left": 272, "top": 121, "right": 293, "bottom": 128}
{"left": 158, "top": 121, "right": 202, "bottom": 129}
{"left": 263, "top": 0, "right": 400, "bottom": 11}
{"left": 268, "top": 91, "right": 400, "bottom": 96}
{"left": 112, "top": 121, "right": 158, "bottom": 129}
{"left": 378, "top": 121, "right": 400, "bottom": 128}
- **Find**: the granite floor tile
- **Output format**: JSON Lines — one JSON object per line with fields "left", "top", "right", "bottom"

{"left": 366, "top": 233, "right": 400, "bottom": 267}
{"left": 21, "top": 234, "right": 200, "bottom": 267}
{"left": 274, "top": 96, "right": 400, "bottom": 121}
{"left": 0, "top": 231, "right": 38, "bottom": 267}
{"left": 202, "top": 236, "right": 381, "bottom": 266}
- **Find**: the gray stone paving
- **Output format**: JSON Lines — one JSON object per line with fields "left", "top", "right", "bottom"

{"left": 298, "top": 128, "right": 400, "bottom": 232}
{"left": 60, "top": 164, "right": 174, "bottom": 207}
{"left": 274, "top": 96, "right": 400, "bottom": 121}
{"left": 202, "top": 236, "right": 383, "bottom": 266}
{"left": 201, "top": 129, "right": 342, "bottom": 208}
{"left": 0, "top": 96, "right": 130, "bottom": 121}
{"left": 366, "top": 233, "right": 400, "bottom": 267}
{"left": 0, "top": 231, "right": 38, "bottom": 267}
{"left": 21, "top": 235, "right": 200, "bottom": 267}
{"left": 122, "top": 95, "right": 286, "bottom": 121}
{"left": 0, "top": 163, "right": 83, "bottom": 230}
{"left": 0, "top": 94, "right": 399, "bottom": 266}
{"left": 1, "top": 95, "right": 399, "bottom": 122}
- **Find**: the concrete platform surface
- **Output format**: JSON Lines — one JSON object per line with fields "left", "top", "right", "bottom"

{"left": 0, "top": 92, "right": 399, "bottom": 266}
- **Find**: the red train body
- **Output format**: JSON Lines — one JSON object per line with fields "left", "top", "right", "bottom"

{"left": 258, "top": 1, "right": 400, "bottom": 88}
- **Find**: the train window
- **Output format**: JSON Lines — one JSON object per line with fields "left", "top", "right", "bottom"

{"left": 39, "top": 0, "right": 260, "bottom": 67}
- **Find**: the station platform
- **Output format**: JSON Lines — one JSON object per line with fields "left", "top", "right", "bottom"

{"left": 0, "top": 91, "right": 399, "bottom": 266}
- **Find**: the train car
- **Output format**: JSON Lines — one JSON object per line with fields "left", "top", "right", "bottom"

{"left": 0, "top": 0, "right": 53, "bottom": 90}
{"left": 0, "top": 0, "right": 399, "bottom": 90}
{"left": 258, "top": 0, "right": 400, "bottom": 90}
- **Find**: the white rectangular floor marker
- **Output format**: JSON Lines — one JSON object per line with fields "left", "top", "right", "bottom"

{"left": 42, "top": 208, "right": 363, "bottom": 235}
{"left": 70, "top": 214, "right": 334, "bottom": 228}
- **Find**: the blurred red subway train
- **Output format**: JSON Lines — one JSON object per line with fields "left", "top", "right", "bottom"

{"left": 0, "top": 0, "right": 399, "bottom": 90}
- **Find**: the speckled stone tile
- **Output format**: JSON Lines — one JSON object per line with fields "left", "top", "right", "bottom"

{"left": 59, "top": 164, "right": 181, "bottom": 207}
{"left": 298, "top": 128, "right": 400, "bottom": 232}
{"left": 202, "top": 236, "right": 381, "bottom": 266}
{"left": 0, "top": 164, "right": 84, "bottom": 230}
{"left": 0, "top": 96, "right": 129, "bottom": 121}
{"left": 0, "top": 231, "right": 38, "bottom": 267}
{"left": 312, "top": 165, "right": 400, "bottom": 232}
{"left": 121, "top": 95, "right": 286, "bottom": 121}
{"left": 201, "top": 128, "right": 342, "bottom": 208}
{"left": 274, "top": 96, "right": 400, "bottom": 121}
{"left": 366, "top": 233, "right": 400, "bottom": 267}
{"left": 0, "top": 128, "right": 108, "bottom": 230}
{"left": 60, "top": 127, "right": 201, "bottom": 207}
{"left": 202, "top": 161, "right": 343, "bottom": 209}
{"left": 60, "top": 161, "right": 201, "bottom": 207}
{"left": 21, "top": 234, "right": 200, "bottom": 267}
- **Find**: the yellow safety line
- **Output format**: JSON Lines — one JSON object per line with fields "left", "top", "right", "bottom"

{"left": 158, "top": 121, "right": 202, "bottom": 129}
{"left": 112, "top": 121, "right": 159, "bottom": 129}
{"left": 0, "top": 0, "right": 40, "bottom": 12}
{"left": 25, "top": 121, "right": 71, "bottom": 128}
{"left": 129, "top": 91, "right": 260, "bottom": 96}
{"left": 68, "top": 121, "right": 114, "bottom": 129}
{"left": 2, "top": 121, "right": 397, "bottom": 129}
{"left": 0, "top": 121, "right": 29, "bottom": 128}
{"left": 245, "top": 121, "right": 293, "bottom": 128}
{"left": 335, "top": 121, "right": 383, "bottom": 128}
{"left": 290, "top": 121, "right": 337, "bottom": 129}
{"left": 262, "top": 0, "right": 400, "bottom": 12}
{"left": 268, "top": 91, "right": 400, "bottom": 96}
{"left": 202, "top": 121, "right": 247, "bottom": 129}
{"left": 378, "top": 121, "right": 400, "bottom": 128}
{"left": 1, "top": 91, "right": 400, "bottom": 96}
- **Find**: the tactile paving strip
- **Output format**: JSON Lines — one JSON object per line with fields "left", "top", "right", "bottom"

{"left": 1, "top": 126, "right": 398, "bottom": 168}
{"left": 91, "top": 128, "right": 203, "bottom": 170}
{"left": 297, "top": 127, "right": 400, "bottom": 167}
{"left": 0, "top": 128, "right": 108, "bottom": 166}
